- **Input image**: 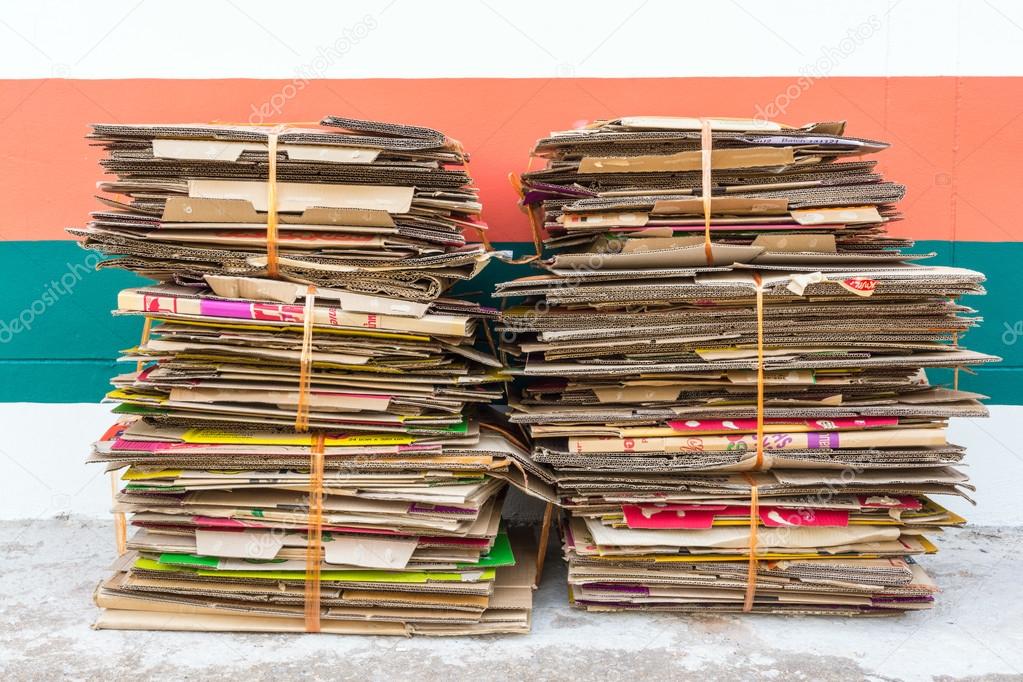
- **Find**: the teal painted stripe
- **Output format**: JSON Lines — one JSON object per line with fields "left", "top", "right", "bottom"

{"left": 0, "top": 360, "right": 122, "bottom": 403}
{"left": 0, "top": 240, "right": 147, "bottom": 402}
{"left": 0, "top": 240, "right": 1020, "bottom": 404}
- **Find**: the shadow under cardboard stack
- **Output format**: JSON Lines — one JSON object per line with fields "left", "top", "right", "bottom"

{"left": 73, "top": 117, "right": 539, "bottom": 635}
{"left": 496, "top": 116, "right": 1000, "bottom": 615}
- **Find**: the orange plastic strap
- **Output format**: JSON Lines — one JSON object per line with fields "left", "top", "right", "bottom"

{"left": 295, "top": 285, "right": 316, "bottom": 432}
{"left": 303, "top": 430, "right": 326, "bottom": 632}
{"left": 468, "top": 224, "right": 495, "bottom": 251}
{"left": 700, "top": 119, "right": 714, "bottom": 265}
{"left": 742, "top": 472, "right": 760, "bottom": 612}
{"left": 741, "top": 275, "right": 767, "bottom": 611}
{"left": 753, "top": 273, "right": 766, "bottom": 472}
{"left": 265, "top": 125, "right": 286, "bottom": 278}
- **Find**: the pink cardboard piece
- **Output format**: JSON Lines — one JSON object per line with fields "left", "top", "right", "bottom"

{"left": 665, "top": 417, "right": 900, "bottom": 432}
{"left": 622, "top": 504, "right": 851, "bottom": 529}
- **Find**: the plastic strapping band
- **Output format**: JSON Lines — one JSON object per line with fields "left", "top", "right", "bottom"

{"left": 295, "top": 285, "right": 316, "bottom": 432}
{"left": 753, "top": 273, "right": 766, "bottom": 472}
{"left": 295, "top": 284, "right": 322, "bottom": 632}
{"left": 742, "top": 472, "right": 760, "bottom": 612}
{"left": 265, "top": 125, "right": 286, "bottom": 279}
{"left": 700, "top": 118, "right": 714, "bottom": 266}
{"left": 741, "top": 272, "right": 767, "bottom": 612}
{"left": 303, "top": 430, "right": 326, "bottom": 632}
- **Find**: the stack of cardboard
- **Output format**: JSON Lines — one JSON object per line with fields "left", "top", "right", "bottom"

{"left": 75, "top": 117, "right": 539, "bottom": 635}
{"left": 497, "top": 116, "right": 999, "bottom": 615}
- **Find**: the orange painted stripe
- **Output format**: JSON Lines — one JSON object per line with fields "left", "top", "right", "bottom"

{"left": 0, "top": 77, "right": 1020, "bottom": 243}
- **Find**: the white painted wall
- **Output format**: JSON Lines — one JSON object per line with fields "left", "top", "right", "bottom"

{"left": 2, "top": 403, "right": 1021, "bottom": 525}
{"left": 0, "top": 0, "right": 1021, "bottom": 78}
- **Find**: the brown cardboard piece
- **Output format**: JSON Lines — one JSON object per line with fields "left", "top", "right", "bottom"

{"left": 578, "top": 147, "right": 795, "bottom": 174}
{"left": 189, "top": 180, "right": 415, "bottom": 214}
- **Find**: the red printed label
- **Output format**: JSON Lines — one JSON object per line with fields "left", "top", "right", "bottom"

{"left": 252, "top": 303, "right": 305, "bottom": 323}
{"left": 839, "top": 277, "right": 877, "bottom": 297}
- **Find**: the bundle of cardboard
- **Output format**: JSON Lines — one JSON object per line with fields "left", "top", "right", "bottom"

{"left": 496, "top": 116, "right": 999, "bottom": 615}
{"left": 75, "top": 117, "right": 540, "bottom": 635}
{"left": 71, "top": 117, "right": 489, "bottom": 301}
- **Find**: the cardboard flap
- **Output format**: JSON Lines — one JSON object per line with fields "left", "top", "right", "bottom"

{"left": 202, "top": 275, "right": 427, "bottom": 317}
{"left": 651, "top": 197, "right": 789, "bottom": 216}
{"left": 152, "top": 138, "right": 381, "bottom": 164}
{"left": 493, "top": 465, "right": 558, "bottom": 503}
{"left": 752, "top": 233, "right": 837, "bottom": 253}
{"left": 562, "top": 211, "right": 649, "bottom": 228}
{"left": 617, "top": 116, "right": 785, "bottom": 132}
{"left": 195, "top": 529, "right": 284, "bottom": 560}
{"left": 806, "top": 121, "right": 847, "bottom": 136}
{"left": 204, "top": 275, "right": 305, "bottom": 303}
{"left": 550, "top": 243, "right": 763, "bottom": 269}
{"left": 593, "top": 385, "right": 683, "bottom": 403}
{"left": 791, "top": 206, "right": 883, "bottom": 225}
{"left": 900, "top": 387, "right": 989, "bottom": 404}
{"left": 620, "top": 236, "right": 702, "bottom": 253}
{"left": 301, "top": 207, "right": 396, "bottom": 227}
{"left": 579, "top": 147, "right": 795, "bottom": 174}
{"left": 323, "top": 535, "right": 418, "bottom": 570}
{"left": 163, "top": 197, "right": 262, "bottom": 223}
{"left": 337, "top": 292, "right": 431, "bottom": 318}
{"left": 189, "top": 179, "right": 415, "bottom": 214}
{"left": 161, "top": 197, "right": 396, "bottom": 227}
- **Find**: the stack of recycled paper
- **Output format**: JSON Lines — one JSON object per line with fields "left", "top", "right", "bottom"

{"left": 75, "top": 117, "right": 539, "bottom": 635}
{"left": 496, "top": 116, "right": 999, "bottom": 615}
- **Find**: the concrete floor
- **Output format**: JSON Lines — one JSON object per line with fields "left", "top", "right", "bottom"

{"left": 1, "top": 519, "right": 1022, "bottom": 681}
